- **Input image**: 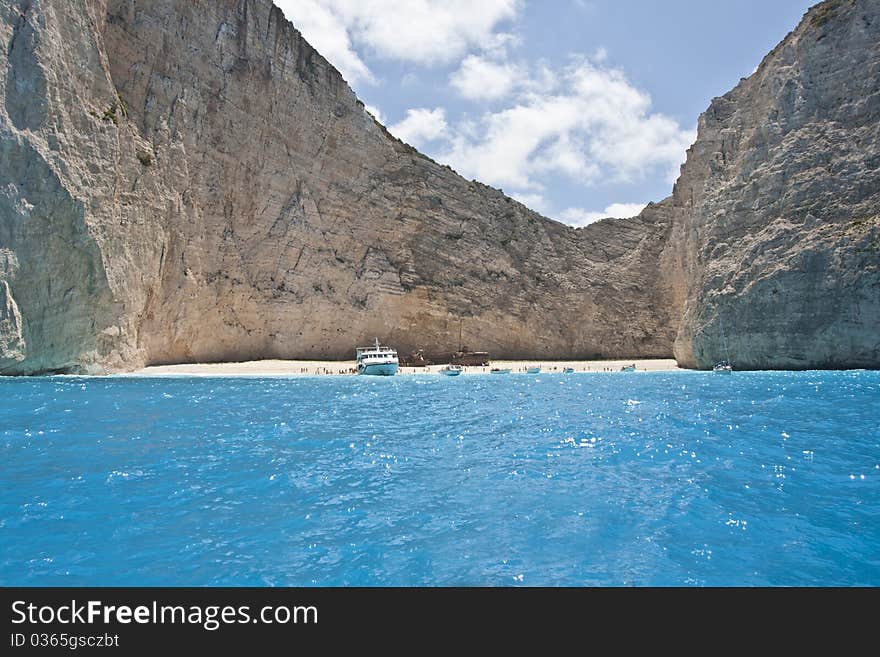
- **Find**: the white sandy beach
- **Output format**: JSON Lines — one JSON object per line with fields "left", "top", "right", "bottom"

{"left": 132, "top": 358, "right": 680, "bottom": 377}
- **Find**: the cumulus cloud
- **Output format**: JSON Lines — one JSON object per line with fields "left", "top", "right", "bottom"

{"left": 331, "top": 0, "right": 520, "bottom": 65}
{"left": 430, "top": 58, "right": 694, "bottom": 196}
{"left": 389, "top": 108, "right": 449, "bottom": 147}
{"left": 557, "top": 202, "right": 648, "bottom": 227}
{"left": 275, "top": 0, "right": 520, "bottom": 85}
{"left": 450, "top": 55, "right": 520, "bottom": 101}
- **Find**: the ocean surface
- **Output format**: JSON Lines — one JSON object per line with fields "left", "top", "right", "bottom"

{"left": 1, "top": 370, "right": 878, "bottom": 586}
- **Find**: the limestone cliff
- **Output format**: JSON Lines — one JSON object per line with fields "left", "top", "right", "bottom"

{"left": 0, "top": 0, "right": 877, "bottom": 374}
{"left": 664, "top": 0, "right": 880, "bottom": 369}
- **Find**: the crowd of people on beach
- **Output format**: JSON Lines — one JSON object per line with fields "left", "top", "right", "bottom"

{"left": 341, "top": 364, "right": 641, "bottom": 375}
{"left": 293, "top": 366, "right": 358, "bottom": 375}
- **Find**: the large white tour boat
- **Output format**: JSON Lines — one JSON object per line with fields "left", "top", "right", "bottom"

{"left": 356, "top": 338, "right": 399, "bottom": 376}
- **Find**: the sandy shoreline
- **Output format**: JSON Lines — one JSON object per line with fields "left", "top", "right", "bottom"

{"left": 131, "top": 358, "right": 680, "bottom": 377}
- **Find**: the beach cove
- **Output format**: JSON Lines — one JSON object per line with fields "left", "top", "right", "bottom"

{"left": 132, "top": 359, "right": 681, "bottom": 377}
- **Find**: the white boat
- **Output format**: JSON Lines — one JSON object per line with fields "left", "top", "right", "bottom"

{"left": 620, "top": 364, "right": 636, "bottom": 372}
{"left": 356, "top": 338, "right": 398, "bottom": 376}
{"left": 713, "top": 360, "right": 733, "bottom": 374}
{"left": 440, "top": 364, "right": 462, "bottom": 376}
{"left": 714, "top": 315, "right": 734, "bottom": 374}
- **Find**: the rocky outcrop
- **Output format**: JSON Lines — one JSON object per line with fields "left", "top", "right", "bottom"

{"left": 664, "top": 0, "right": 880, "bottom": 369}
{"left": 0, "top": 0, "right": 877, "bottom": 373}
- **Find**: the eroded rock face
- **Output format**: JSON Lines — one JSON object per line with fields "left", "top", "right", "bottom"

{"left": 0, "top": 0, "right": 676, "bottom": 373}
{"left": 0, "top": 0, "right": 877, "bottom": 373}
{"left": 665, "top": 0, "right": 880, "bottom": 369}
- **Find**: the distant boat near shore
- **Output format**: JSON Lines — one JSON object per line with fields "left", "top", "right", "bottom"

{"left": 714, "top": 315, "right": 734, "bottom": 374}
{"left": 490, "top": 368, "right": 511, "bottom": 374}
{"left": 526, "top": 367, "right": 541, "bottom": 374}
{"left": 356, "top": 338, "right": 399, "bottom": 376}
{"left": 563, "top": 367, "right": 574, "bottom": 374}
{"left": 620, "top": 364, "right": 636, "bottom": 372}
{"left": 440, "top": 364, "right": 462, "bottom": 376}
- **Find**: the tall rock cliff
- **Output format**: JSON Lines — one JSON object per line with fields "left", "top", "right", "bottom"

{"left": 665, "top": 0, "right": 880, "bottom": 369}
{"left": 0, "top": 0, "right": 877, "bottom": 374}
{"left": 0, "top": 0, "right": 676, "bottom": 374}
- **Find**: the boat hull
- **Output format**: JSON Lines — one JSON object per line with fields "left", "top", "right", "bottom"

{"left": 440, "top": 370, "right": 461, "bottom": 376}
{"left": 358, "top": 363, "right": 399, "bottom": 376}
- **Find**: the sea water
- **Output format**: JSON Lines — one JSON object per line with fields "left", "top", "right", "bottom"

{"left": 1, "top": 370, "right": 878, "bottom": 586}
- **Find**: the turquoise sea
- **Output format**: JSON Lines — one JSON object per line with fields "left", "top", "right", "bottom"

{"left": 1, "top": 371, "right": 878, "bottom": 586}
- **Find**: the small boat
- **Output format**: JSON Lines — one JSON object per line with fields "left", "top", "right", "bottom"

{"left": 356, "top": 338, "right": 399, "bottom": 376}
{"left": 714, "top": 315, "right": 734, "bottom": 374}
{"left": 526, "top": 367, "right": 541, "bottom": 374}
{"left": 620, "top": 364, "right": 636, "bottom": 372}
{"left": 490, "top": 368, "right": 511, "bottom": 374}
{"left": 713, "top": 360, "right": 733, "bottom": 374}
{"left": 440, "top": 364, "right": 462, "bottom": 376}
{"left": 563, "top": 367, "right": 575, "bottom": 374}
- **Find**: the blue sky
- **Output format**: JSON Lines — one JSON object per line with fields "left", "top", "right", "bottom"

{"left": 275, "top": 0, "right": 815, "bottom": 225}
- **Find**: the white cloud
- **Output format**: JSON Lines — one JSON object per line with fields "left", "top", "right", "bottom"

{"left": 429, "top": 58, "right": 694, "bottom": 194}
{"left": 450, "top": 55, "right": 520, "bottom": 101}
{"left": 275, "top": 0, "right": 520, "bottom": 85}
{"left": 331, "top": 0, "right": 520, "bottom": 65}
{"left": 473, "top": 31, "right": 523, "bottom": 61}
{"left": 520, "top": 63, "right": 558, "bottom": 94}
{"left": 557, "top": 202, "right": 648, "bottom": 227}
{"left": 388, "top": 108, "right": 449, "bottom": 147}
{"left": 531, "top": 134, "right": 599, "bottom": 180}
